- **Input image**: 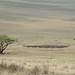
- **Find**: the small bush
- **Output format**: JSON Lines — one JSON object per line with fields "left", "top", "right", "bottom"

{"left": 0, "top": 62, "right": 7, "bottom": 69}
{"left": 43, "top": 65, "right": 49, "bottom": 74}
{"left": 8, "top": 64, "right": 20, "bottom": 72}
{"left": 0, "top": 62, "right": 24, "bottom": 72}
{"left": 31, "top": 66, "right": 41, "bottom": 75}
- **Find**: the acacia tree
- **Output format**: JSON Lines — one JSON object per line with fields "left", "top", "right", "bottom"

{"left": 0, "top": 35, "right": 15, "bottom": 54}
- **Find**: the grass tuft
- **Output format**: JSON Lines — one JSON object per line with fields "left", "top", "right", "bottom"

{"left": 0, "top": 62, "right": 24, "bottom": 72}
{"left": 43, "top": 65, "right": 49, "bottom": 74}
{"left": 31, "top": 66, "right": 41, "bottom": 75}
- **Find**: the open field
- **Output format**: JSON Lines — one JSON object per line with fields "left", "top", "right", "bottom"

{"left": 0, "top": 41, "right": 75, "bottom": 75}
{"left": 0, "top": 0, "right": 75, "bottom": 75}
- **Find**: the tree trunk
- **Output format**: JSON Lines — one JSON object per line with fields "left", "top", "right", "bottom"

{"left": 0, "top": 41, "right": 8, "bottom": 54}
{"left": 0, "top": 50, "right": 3, "bottom": 54}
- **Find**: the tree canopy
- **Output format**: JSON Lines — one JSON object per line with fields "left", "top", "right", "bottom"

{"left": 0, "top": 35, "right": 15, "bottom": 41}
{"left": 0, "top": 35, "right": 15, "bottom": 54}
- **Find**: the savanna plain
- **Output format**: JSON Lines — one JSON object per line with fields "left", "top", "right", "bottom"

{"left": 0, "top": 0, "right": 75, "bottom": 75}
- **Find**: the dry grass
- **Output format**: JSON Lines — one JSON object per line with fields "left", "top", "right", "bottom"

{"left": 0, "top": 41, "right": 74, "bottom": 75}
{"left": 0, "top": 0, "right": 75, "bottom": 75}
{"left": 0, "top": 45, "right": 75, "bottom": 75}
{"left": 0, "top": 59, "right": 75, "bottom": 75}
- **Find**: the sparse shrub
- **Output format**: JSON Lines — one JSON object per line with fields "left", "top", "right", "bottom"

{"left": 0, "top": 62, "right": 24, "bottom": 73}
{"left": 8, "top": 64, "right": 19, "bottom": 72}
{"left": 31, "top": 65, "right": 41, "bottom": 75}
{"left": 0, "top": 62, "right": 7, "bottom": 69}
{"left": 43, "top": 65, "right": 49, "bottom": 75}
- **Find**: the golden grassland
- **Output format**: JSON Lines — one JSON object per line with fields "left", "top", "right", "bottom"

{"left": 0, "top": 0, "right": 75, "bottom": 75}
{"left": 0, "top": 41, "right": 75, "bottom": 75}
{"left": 0, "top": 12, "right": 75, "bottom": 75}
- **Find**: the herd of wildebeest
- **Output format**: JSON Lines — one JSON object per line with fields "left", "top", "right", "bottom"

{"left": 23, "top": 45, "right": 70, "bottom": 48}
